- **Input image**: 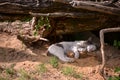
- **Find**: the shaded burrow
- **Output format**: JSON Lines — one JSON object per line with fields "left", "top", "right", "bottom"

{"left": 47, "top": 30, "right": 120, "bottom": 49}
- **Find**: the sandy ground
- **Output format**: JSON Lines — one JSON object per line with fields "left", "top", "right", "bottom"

{"left": 0, "top": 21, "right": 120, "bottom": 80}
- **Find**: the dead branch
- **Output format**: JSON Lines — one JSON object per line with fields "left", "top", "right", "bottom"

{"left": 70, "top": 1, "right": 120, "bottom": 16}
{"left": 29, "top": 12, "right": 97, "bottom": 18}
{"left": 99, "top": 27, "right": 120, "bottom": 80}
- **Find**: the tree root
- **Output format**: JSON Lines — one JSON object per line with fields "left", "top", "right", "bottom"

{"left": 29, "top": 16, "right": 49, "bottom": 42}
{"left": 99, "top": 27, "right": 120, "bottom": 80}
{"left": 30, "top": 17, "right": 38, "bottom": 31}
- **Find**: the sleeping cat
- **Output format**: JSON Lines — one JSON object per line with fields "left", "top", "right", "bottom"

{"left": 47, "top": 39, "right": 96, "bottom": 62}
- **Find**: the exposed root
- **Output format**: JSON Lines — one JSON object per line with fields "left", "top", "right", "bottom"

{"left": 99, "top": 27, "right": 120, "bottom": 80}
{"left": 28, "top": 16, "right": 49, "bottom": 43}
{"left": 30, "top": 17, "right": 38, "bottom": 31}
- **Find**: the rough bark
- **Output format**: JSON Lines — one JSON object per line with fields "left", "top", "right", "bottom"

{"left": 0, "top": 0, "right": 119, "bottom": 16}
{"left": 0, "top": 0, "right": 120, "bottom": 37}
{"left": 70, "top": 1, "right": 120, "bottom": 16}
{"left": 42, "top": 16, "right": 120, "bottom": 37}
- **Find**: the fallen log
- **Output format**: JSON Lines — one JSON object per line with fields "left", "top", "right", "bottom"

{"left": 0, "top": 0, "right": 120, "bottom": 16}
{"left": 0, "top": 0, "right": 120, "bottom": 37}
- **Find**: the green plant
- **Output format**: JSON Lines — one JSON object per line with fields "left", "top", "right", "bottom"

{"left": 34, "top": 16, "right": 51, "bottom": 36}
{"left": 72, "top": 73, "right": 83, "bottom": 79}
{"left": 18, "top": 69, "right": 30, "bottom": 80}
{"left": 0, "top": 76, "right": 8, "bottom": 80}
{"left": 5, "top": 64, "right": 16, "bottom": 75}
{"left": 62, "top": 66, "right": 83, "bottom": 79}
{"left": 108, "top": 67, "right": 120, "bottom": 80}
{"left": 38, "top": 16, "right": 51, "bottom": 29}
{"left": 114, "top": 67, "right": 120, "bottom": 73}
{"left": 21, "top": 17, "right": 32, "bottom": 22}
{"left": 37, "top": 63, "right": 47, "bottom": 74}
{"left": 62, "top": 66, "right": 74, "bottom": 76}
{"left": 108, "top": 76, "right": 120, "bottom": 80}
{"left": 113, "top": 40, "right": 120, "bottom": 48}
{"left": 49, "top": 56, "right": 59, "bottom": 68}
{"left": 5, "top": 68, "right": 15, "bottom": 75}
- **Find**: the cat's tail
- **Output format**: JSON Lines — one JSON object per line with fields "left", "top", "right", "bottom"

{"left": 48, "top": 44, "right": 75, "bottom": 62}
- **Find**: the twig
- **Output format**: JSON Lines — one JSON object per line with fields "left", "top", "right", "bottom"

{"left": 29, "top": 12, "right": 96, "bottom": 18}
{"left": 99, "top": 27, "right": 120, "bottom": 80}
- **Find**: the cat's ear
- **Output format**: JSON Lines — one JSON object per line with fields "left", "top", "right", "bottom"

{"left": 87, "top": 37, "right": 92, "bottom": 43}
